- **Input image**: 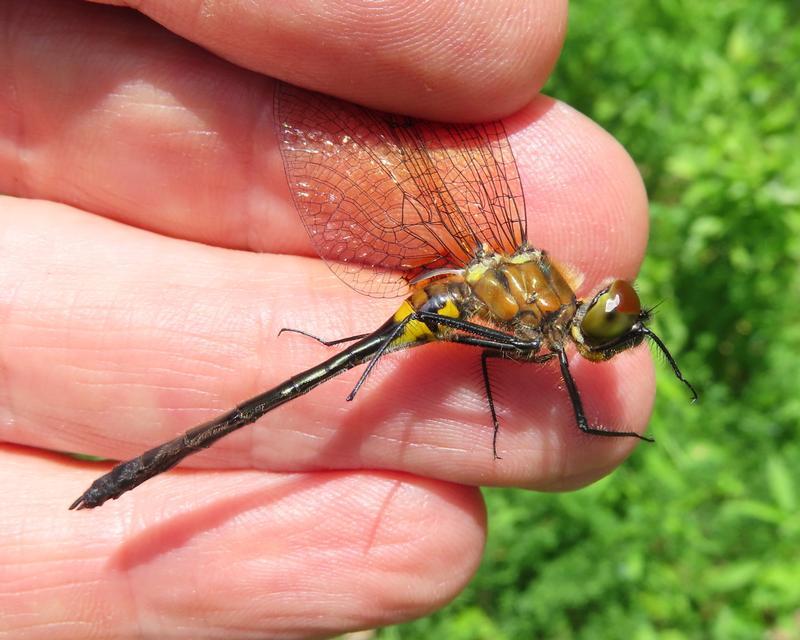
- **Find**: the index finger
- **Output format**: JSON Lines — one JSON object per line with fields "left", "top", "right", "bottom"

{"left": 90, "top": 0, "right": 567, "bottom": 121}
{"left": 2, "top": 0, "right": 642, "bottom": 281}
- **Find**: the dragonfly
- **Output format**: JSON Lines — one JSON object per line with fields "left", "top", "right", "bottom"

{"left": 70, "top": 82, "right": 696, "bottom": 510}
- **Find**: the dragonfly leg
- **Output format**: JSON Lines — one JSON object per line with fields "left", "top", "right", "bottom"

{"left": 344, "top": 311, "right": 545, "bottom": 412}
{"left": 444, "top": 332, "right": 547, "bottom": 459}
{"left": 556, "top": 349, "right": 654, "bottom": 442}
{"left": 278, "top": 327, "right": 370, "bottom": 347}
{"left": 640, "top": 327, "right": 698, "bottom": 402}
{"left": 414, "top": 311, "right": 540, "bottom": 349}
{"left": 481, "top": 350, "right": 503, "bottom": 459}
{"left": 345, "top": 309, "right": 536, "bottom": 403}
{"left": 345, "top": 317, "right": 413, "bottom": 401}
{"left": 478, "top": 349, "right": 555, "bottom": 459}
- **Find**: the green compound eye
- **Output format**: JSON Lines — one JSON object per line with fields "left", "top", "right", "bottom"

{"left": 581, "top": 280, "right": 641, "bottom": 346}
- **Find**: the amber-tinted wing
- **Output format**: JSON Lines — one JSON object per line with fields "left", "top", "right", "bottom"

{"left": 274, "top": 82, "right": 527, "bottom": 298}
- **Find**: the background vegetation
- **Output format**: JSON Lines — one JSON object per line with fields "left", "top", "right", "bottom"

{"left": 380, "top": 0, "right": 800, "bottom": 638}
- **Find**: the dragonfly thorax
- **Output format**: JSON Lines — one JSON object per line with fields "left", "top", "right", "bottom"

{"left": 464, "top": 247, "right": 578, "bottom": 343}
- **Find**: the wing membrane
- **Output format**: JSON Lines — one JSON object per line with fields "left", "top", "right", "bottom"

{"left": 274, "top": 83, "right": 527, "bottom": 298}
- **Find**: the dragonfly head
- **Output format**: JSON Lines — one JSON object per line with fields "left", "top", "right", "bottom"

{"left": 571, "top": 280, "right": 646, "bottom": 361}
{"left": 571, "top": 279, "right": 698, "bottom": 401}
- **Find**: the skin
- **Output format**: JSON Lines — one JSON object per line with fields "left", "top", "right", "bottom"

{"left": 0, "top": 1, "right": 654, "bottom": 638}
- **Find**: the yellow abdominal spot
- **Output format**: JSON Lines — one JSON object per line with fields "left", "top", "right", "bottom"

{"left": 390, "top": 299, "right": 460, "bottom": 346}
{"left": 438, "top": 299, "right": 460, "bottom": 319}
{"left": 392, "top": 300, "right": 416, "bottom": 323}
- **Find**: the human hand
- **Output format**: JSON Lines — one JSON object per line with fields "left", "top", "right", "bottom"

{"left": 0, "top": 1, "right": 653, "bottom": 637}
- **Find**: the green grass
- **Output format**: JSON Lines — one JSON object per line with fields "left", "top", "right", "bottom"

{"left": 379, "top": 1, "right": 800, "bottom": 638}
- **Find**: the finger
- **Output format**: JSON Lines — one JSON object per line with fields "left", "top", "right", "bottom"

{"left": 84, "top": 0, "right": 567, "bottom": 120}
{"left": 1, "top": 198, "right": 654, "bottom": 492}
{"left": 1, "top": 7, "right": 647, "bottom": 280}
{"left": 506, "top": 96, "right": 650, "bottom": 285}
{"left": 0, "top": 445, "right": 485, "bottom": 638}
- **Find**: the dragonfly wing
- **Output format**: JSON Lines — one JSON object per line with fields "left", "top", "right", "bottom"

{"left": 274, "top": 82, "right": 527, "bottom": 298}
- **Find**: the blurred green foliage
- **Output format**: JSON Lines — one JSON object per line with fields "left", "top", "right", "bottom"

{"left": 380, "top": 0, "right": 800, "bottom": 638}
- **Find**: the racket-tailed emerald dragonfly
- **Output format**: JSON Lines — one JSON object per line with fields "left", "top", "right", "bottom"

{"left": 70, "top": 82, "right": 696, "bottom": 510}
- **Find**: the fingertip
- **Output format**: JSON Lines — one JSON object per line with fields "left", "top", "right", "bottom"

{"left": 5, "top": 448, "right": 488, "bottom": 638}
{"left": 124, "top": 0, "right": 569, "bottom": 120}
{"left": 507, "top": 96, "right": 650, "bottom": 286}
{"left": 357, "top": 474, "right": 487, "bottom": 616}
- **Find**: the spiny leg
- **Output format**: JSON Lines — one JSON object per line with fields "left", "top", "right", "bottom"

{"left": 446, "top": 333, "right": 546, "bottom": 459}
{"left": 345, "top": 310, "right": 535, "bottom": 403}
{"left": 556, "top": 349, "right": 654, "bottom": 442}
{"left": 478, "top": 348, "right": 556, "bottom": 459}
{"left": 481, "top": 350, "right": 503, "bottom": 460}
{"left": 344, "top": 311, "right": 547, "bottom": 406}
{"left": 345, "top": 317, "right": 413, "bottom": 401}
{"left": 640, "top": 327, "right": 698, "bottom": 402}
{"left": 278, "top": 327, "right": 369, "bottom": 347}
{"left": 414, "top": 311, "right": 540, "bottom": 349}
{"left": 345, "top": 311, "right": 540, "bottom": 403}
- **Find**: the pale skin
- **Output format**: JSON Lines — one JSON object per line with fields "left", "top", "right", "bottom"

{"left": 0, "top": 1, "right": 655, "bottom": 638}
